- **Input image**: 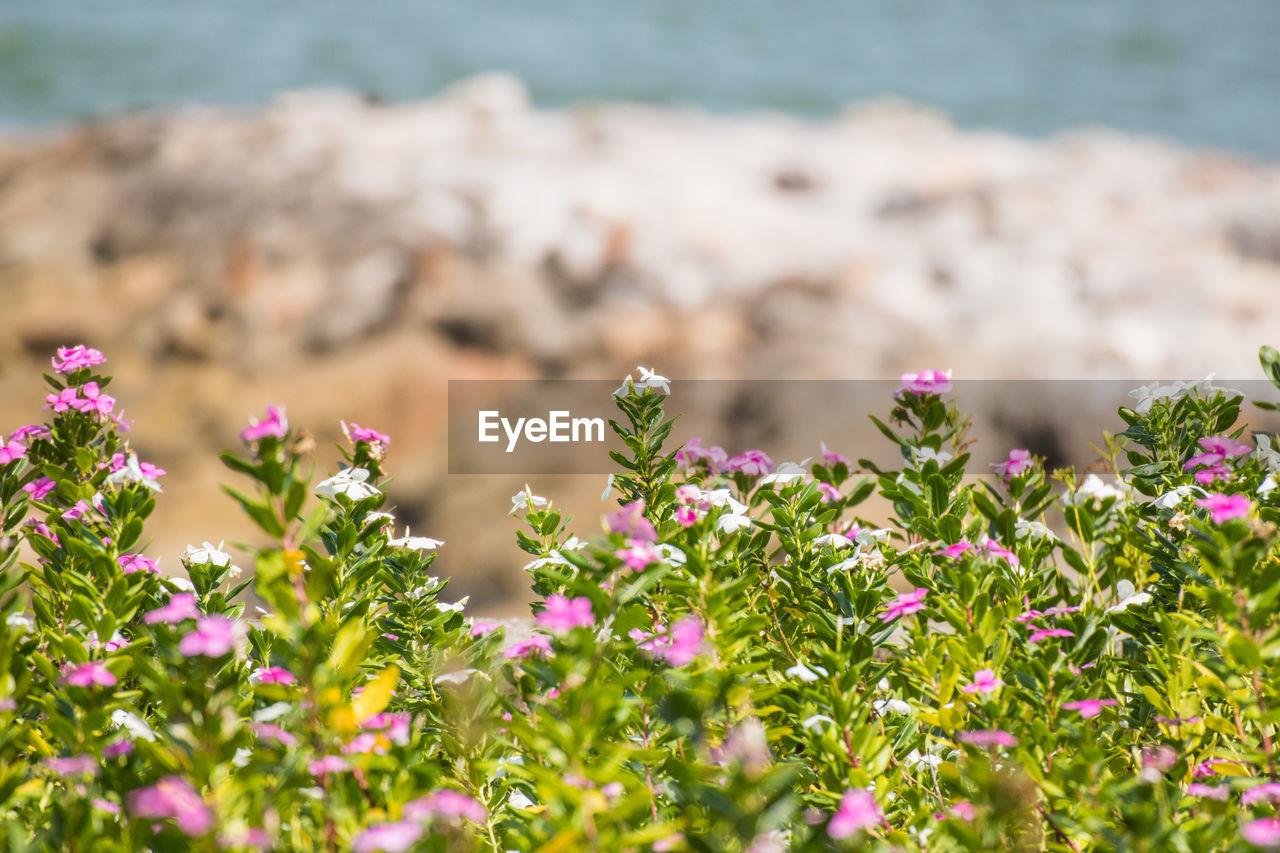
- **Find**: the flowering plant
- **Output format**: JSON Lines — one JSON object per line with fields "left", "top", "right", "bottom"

{"left": 2, "top": 347, "right": 1280, "bottom": 851}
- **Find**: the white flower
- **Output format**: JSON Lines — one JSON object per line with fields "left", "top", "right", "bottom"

{"left": 388, "top": 529, "right": 444, "bottom": 551}
{"left": 894, "top": 472, "right": 923, "bottom": 497}
{"left": 1014, "top": 519, "right": 1058, "bottom": 541}
{"left": 906, "top": 748, "right": 943, "bottom": 770}
{"left": 801, "top": 714, "right": 836, "bottom": 730}
{"left": 524, "top": 551, "right": 572, "bottom": 571}
{"left": 1106, "top": 580, "right": 1152, "bottom": 614}
{"left": 826, "top": 554, "right": 864, "bottom": 574}
{"left": 252, "top": 701, "right": 293, "bottom": 722}
{"left": 813, "top": 533, "right": 855, "bottom": 549}
{"left": 718, "top": 512, "right": 755, "bottom": 534}
{"left": 507, "top": 790, "right": 535, "bottom": 810}
{"left": 168, "top": 577, "right": 195, "bottom": 592}
{"left": 315, "top": 467, "right": 380, "bottom": 502}
{"left": 655, "top": 543, "right": 687, "bottom": 565}
{"left": 6, "top": 612, "right": 32, "bottom": 633}
{"left": 760, "top": 460, "right": 812, "bottom": 486}
{"left": 1129, "top": 375, "right": 1243, "bottom": 416}
{"left": 105, "top": 453, "right": 163, "bottom": 492}
{"left": 406, "top": 579, "right": 441, "bottom": 600}
{"left": 560, "top": 536, "right": 584, "bottom": 552}
{"left": 508, "top": 489, "right": 550, "bottom": 516}
{"left": 852, "top": 527, "right": 892, "bottom": 547}
{"left": 601, "top": 473, "right": 616, "bottom": 502}
{"left": 613, "top": 366, "right": 671, "bottom": 397}
{"left": 1063, "top": 474, "right": 1130, "bottom": 506}
{"left": 1260, "top": 475, "right": 1277, "bottom": 497}
{"left": 183, "top": 541, "right": 234, "bottom": 568}
{"left": 1151, "top": 485, "right": 1197, "bottom": 509}
{"left": 232, "top": 747, "right": 253, "bottom": 768}
{"left": 436, "top": 598, "right": 469, "bottom": 613}
{"left": 785, "top": 662, "right": 828, "bottom": 682}
{"left": 873, "top": 698, "right": 912, "bottom": 716}
{"left": 434, "top": 668, "right": 487, "bottom": 685}
{"left": 111, "top": 709, "right": 157, "bottom": 742}
{"left": 909, "top": 446, "right": 953, "bottom": 468}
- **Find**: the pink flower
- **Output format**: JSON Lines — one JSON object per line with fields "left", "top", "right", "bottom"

{"left": 107, "top": 453, "right": 165, "bottom": 478}
{"left": 1242, "top": 783, "right": 1280, "bottom": 806}
{"left": 1061, "top": 698, "right": 1117, "bottom": 719}
{"left": 1028, "top": 628, "right": 1075, "bottom": 643}
{"left": 819, "top": 441, "right": 850, "bottom": 466}
{"left": 353, "top": 821, "right": 422, "bottom": 853}
{"left": 605, "top": 499, "right": 658, "bottom": 543}
{"left": 45, "top": 754, "right": 98, "bottom": 776}
{"left": 91, "top": 798, "right": 121, "bottom": 814}
{"left": 536, "top": 594, "right": 595, "bottom": 633}
{"left": 935, "top": 542, "right": 974, "bottom": 558}
{"left": 958, "top": 729, "right": 1018, "bottom": 748}
{"left": 1185, "top": 435, "right": 1253, "bottom": 470}
{"left": 308, "top": 755, "right": 350, "bottom": 776}
{"left": 898, "top": 370, "right": 952, "bottom": 396}
{"left": 144, "top": 593, "right": 199, "bottom": 625}
{"left": 880, "top": 588, "right": 928, "bottom": 622}
{"left": 1194, "top": 758, "right": 1228, "bottom": 779}
{"left": 127, "top": 776, "right": 212, "bottom": 837}
{"left": 676, "top": 438, "right": 728, "bottom": 471}
{"left": 23, "top": 477, "right": 56, "bottom": 500}
{"left": 251, "top": 666, "right": 296, "bottom": 685}
{"left": 1140, "top": 745, "right": 1178, "bottom": 781}
{"left": 62, "top": 661, "right": 116, "bottom": 688}
{"left": 962, "top": 668, "right": 1005, "bottom": 694}
{"left": 10, "top": 425, "right": 50, "bottom": 443}
{"left": 615, "top": 539, "right": 662, "bottom": 571}
{"left": 632, "top": 618, "right": 704, "bottom": 667}
{"left": 504, "top": 634, "right": 553, "bottom": 660}
{"left": 676, "top": 505, "right": 698, "bottom": 526}
{"left": 403, "top": 789, "right": 487, "bottom": 825}
{"left": 25, "top": 517, "right": 59, "bottom": 546}
{"left": 828, "top": 788, "right": 885, "bottom": 838}
{"left": 991, "top": 449, "right": 1033, "bottom": 480}
{"left": 1154, "top": 715, "right": 1202, "bottom": 726}
{"left": 361, "top": 712, "right": 411, "bottom": 745}
{"left": 62, "top": 500, "right": 93, "bottom": 521}
{"left": 983, "top": 539, "right": 1019, "bottom": 567}
{"left": 52, "top": 345, "right": 107, "bottom": 374}
{"left": 253, "top": 723, "right": 298, "bottom": 747}
{"left": 178, "top": 615, "right": 239, "bottom": 657}
{"left": 43, "top": 388, "right": 79, "bottom": 413}
{"left": 1192, "top": 463, "right": 1230, "bottom": 484}
{"left": 118, "top": 554, "right": 160, "bottom": 575}
{"left": 948, "top": 801, "right": 976, "bottom": 821}
{"left": 1014, "top": 608, "right": 1044, "bottom": 624}
{"left": 1243, "top": 817, "right": 1280, "bottom": 849}
{"left": 725, "top": 450, "right": 774, "bottom": 477}
{"left": 240, "top": 405, "right": 288, "bottom": 443}
{"left": 816, "top": 483, "right": 841, "bottom": 504}
{"left": 1196, "top": 493, "right": 1251, "bottom": 523}
{"left": 470, "top": 621, "right": 500, "bottom": 638}
{"left": 0, "top": 441, "right": 25, "bottom": 464}
{"left": 343, "top": 421, "right": 391, "bottom": 447}
{"left": 1186, "top": 783, "right": 1228, "bottom": 801}
{"left": 70, "top": 382, "right": 115, "bottom": 417}
{"left": 103, "top": 740, "right": 134, "bottom": 759}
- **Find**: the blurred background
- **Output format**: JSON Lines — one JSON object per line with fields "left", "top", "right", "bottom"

{"left": 1, "top": 1, "right": 1278, "bottom": 612}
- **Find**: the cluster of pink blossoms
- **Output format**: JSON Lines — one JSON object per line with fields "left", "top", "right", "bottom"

{"left": 609, "top": 499, "right": 664, "bottom": 571}
{"left": 127, "top": 776, "right": 212, "bottom": 837}
{"left": 935, "top": 538, "right": 1019, "bottom": 568}
{"left": 1184, "top": 435, "right": 1252, "bottom": 484}
{"left": 828, "top": 788, "right": 886, "bottom": 838}
{"left": 51, "top": 345, "right": 107, "bottom": 374}
{"left": 240, "top": 405, "right": 288, "bottom": 443}
{"left": 1196, "top": 492, "right": 1251, "bottom": 524}
{"left": 897, "top": 369, "right": 952, "bottom": 397}
{"left": 535, "top": 594, "right": 595, "bottom": 633}
{"left": 352, "top": 790, "right": 486, "bottom": 852}
{"left": 43, "top": 382, "right": 116, "bottom": 419}
{"left": 630, "top": 617, "right": 704, "bottom": 667}
{"left": 675, "top": 437, "right": 728, "bottom": 472}
{"left": 991, "top": 448, "right": 1033, "bottom": 480}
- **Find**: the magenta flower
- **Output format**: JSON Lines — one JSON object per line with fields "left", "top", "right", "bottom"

{"left": 819, "top": 441, "right": 850, "bottom": 466}
{"left": 1185, "top": 435, "right": 1253, "bottom": 470}
{"left": 983, "top": 539, "right": 1020, "bottom": 568}
{"left": 240, "top": 405, "right": 288, "bottom": 443}
{"left": 361, "top": 711, "right": 411, "bottom": 745}
{"left": 178, "top": 615, "right": 239, "bottom": 657}
{"left": 353, "top": 820, "right": 422, "bottom": 853}
{"left": 935, "top": 542, "right": 974, "bottom": 558}
{"left": 605, "top": 499, "right": 658, "bottom": 543}
{"left": 144, "top": 593, "right": 200, "bottom": 625}
{"left": 676, "top": 438, "right": 728, "bottom": 471}
{"left": 991, "top": 449, "right": 1033, "bottom": 480}
{"left": 43, "top": 388, "right": 79, "bottom": 413}
{"left": 615, "top": 539, "right": 662, "bottom": 571}
{"left": 70, "top": 382, "right": 115, "bottom": 417}
{"left": 251, "top": 666, "right": 296, "bottom": 685}
{"left": 503, "top": 634, "right": 553, "bottom": 660}
{"left": 25, "top": 517, "right": 59, "bottom": 546}
{"left": 676, "top": 505, "right": 698, "bottom": 526}
{"left": 1194, "top": 758, "right": 1228, "bottom": 779}
{"left": 92, "top": 798, "right": 121, "bottom": 815}
{"left": 898, "top": 370, "right": 953, "bottom": 396}
{"left": 962, "top": 668, "right": 1005, "bottom": 694}
{"left": 23, "top": 477, "right": 56, "bottom": 500}
{"left": 103, "top": 740, "right": 134, "bottom": 759}
{"left": 0, "top": 441, "right": 25, "bottom": 464}
{"left": 1196, "top": 493, "right": 1251, "bottom": 523}
{"left": 1028, "top": 627, "right": 1075, "bottom": 643}
{"left": 725, "top": 449, "right": 775, "bottom": 477}
{"left": 536, "top": 594, "right": 595, "bottom": 633}
{"left": 62, "top": 661, "right": 116, "bottom": 688}
{"left": 343, "top": 421, "right": 391, "bottom": 447}
{"left": 880, "top": 588, "right": 928, "bottom": 622}
{"left": 1243, "top": 783, "right": 1280, "bottom": 806}
{"left": 127, "top": 776, "right": 212, "bottom": 837}
{"left": 1013, "top": 608, "right": 1044, "bottom": 624}
{"left": 10, "top": 425, "right": 50, "bottom": 443}
{"left": 308, "top": 755, "right": 350, "bottom": 776}
{"left": 828, "top": 788, "right": 885, "bottom": 838}
{"left": 52, "top": 345, "right": 107, "bottom": 374}
{"left": 118, "top": 553, "right": 160, "bottom": 575}
{"left": 816, "top": 482, "right": 841, "bottom": 504}
{"left": 61, "top": 500, "right": 93, "bottom": 521}
{"left": 1186, "top": 783, "right": 1228, "bottom": 801}
{"left": 470, "top": 621, "right": 500, "bottom": 638}
{"left": 958, "top": 729, "right": 1018, "bottom": 748}
{"left": 1061, "top": 698, "right": 1117, "bottom": 719}
{"left": 1193, "top": 463, "right": 1231, "bottom": 484}
{"left": 45, "top": 754, "right": 98, "bottom": 776}
{"left": 403, "top": 789, "right": 487, "bottom": 825}
{"left": 659, "top": 617, "right": 704, "bottom": 667}
{"left": 1243, "top": 817, "right": 1280, "bottom": 849}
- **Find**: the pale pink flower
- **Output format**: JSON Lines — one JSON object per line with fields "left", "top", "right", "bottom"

{"left": 725, "top": 449, "right": 774, "bottom": 477}
{"left": 898, "top": 370, "right": 952, "bottom": 396}
{"left": 52, "top": 345, "right": 107, "bottom": 374}
{"left": 353, "top": 820, "right": 422, "bottom": 853}
{"left": 309, "top": 755, "right": 350, "bottom": 776}
{"left": 62, "top": 661, "right": 116, "bottom": 688}
{"left": 1186, "top": 783, "right": 1228, "bottom": 801}
{"left": 1196, "top": 493, "right": 1250, "bottom": 523}
{"left": 91, "top": 798, "right": 121, "bottom": 815}
{"left": 816, "top": 482, "right": 841, "bottom": 503}
{"left": 179, "top": 615, "right": 238, "bottom": 657}
{"left": 1028, "top": 628, "right": 1075, "bottom": 643}
{"left": 536, "top": 594, "right": 595, "bottom": 633}
{"left": 240, "top": 405, "right": 288, "bottom": 443}
{"left": 470, "top": 621, "right": 500, "bottom": 638}
{"left": 103, "top": 740, "right": 133, "bottom": 759}
{"left": 1139, "top": 745, "right": 1178, "bottom": 782}
{"left": 253, "top": 723, "right": 298, "bottom": 747}
{"left": 948, "top": 801, "right": 976, "bottom": 821}
{"left": 45, "top": 754, "right": 98, "bottom": 776}
{"left": 403, "top": 789, "right": 487, "bottom": 825}
{"left": 126, "top": 776, "right": 212, "bottom": 837}
{"left": 144, "top": 593, "right": 199, "bottom": 625}
{"left": 1061, "top": 698, "right": 1117, "bottom": 719}
{"left": 43, "top": 388, "right": 79, "bottom": 413}
{"left": 251, "top": 666, "right": 296, "bottom": 685}
{"left": 935, "top": 542, "right": 974, "bottom": 558}
{"left": 819, "top": 441, "right": 850, "bottom": 466}
{"left": 118, "top": 554, "right": 160, "bottom": 575}
{"left": 880, "top": 588, "right": 928, "bottom": 622}
{"left": 361, "top": 712, "right": 411, "bottom": 745}
{"left": 615, "top": 539, "right": 662, "bottom": 571}
{"left": 828, "top": 788, "right": 885, "bottom": 838}
{"left": 504, "top": 635, "right": 552, "bottom": 660}
{"left": 23, "top": 477, "right": 56, "bottom": 500}
{"left": 676, "top": 438, "right": 728, "bottom": 471}
{"left": 1243, "top": 817, "right": 1280, "bottom": 848}
{"left": 962, "top": 668, "right": 1005, "bottom": 694}
{"left": 991, "top": 449, "right": 1033, "bottom": 480}
{"left": 605, "top": 499, "right": 657, "bottom": 543}
{"left": 958, "top": 729, "right": 1018, "bottom": 748}
{"left": 1242, "top": 783, "right": 1280, "bottom": 806}
{"left": 70, "top": 382, "right": 115, "bottom": 417}
{"left": 0, "top": 441, "right": 25, "bottom": 464}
